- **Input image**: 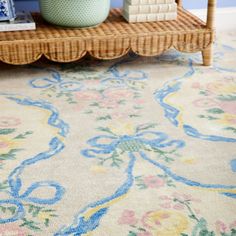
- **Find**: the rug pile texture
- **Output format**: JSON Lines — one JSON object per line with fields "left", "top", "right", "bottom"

{"left": 0, "top": 31, "right": 236, "bottom": 236}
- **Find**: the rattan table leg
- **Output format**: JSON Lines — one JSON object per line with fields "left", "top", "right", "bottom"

{"left": 202, "top": 45, "right": 212, "bottom": 66}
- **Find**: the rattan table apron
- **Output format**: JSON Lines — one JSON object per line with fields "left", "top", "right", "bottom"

{"left": 0, "top": 3, "right": 216, "bottom": 65}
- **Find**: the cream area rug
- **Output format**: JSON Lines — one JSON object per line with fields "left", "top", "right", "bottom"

{"left": 0, "top": 31, "right": 236, "bottom": 236}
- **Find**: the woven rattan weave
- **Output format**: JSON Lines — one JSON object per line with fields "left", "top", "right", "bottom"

{"left": 0, "top": 1, "right": 216, "bottom": 65}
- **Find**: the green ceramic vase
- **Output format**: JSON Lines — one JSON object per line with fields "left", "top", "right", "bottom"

{"left": 39, "top": 0, "right": 110, "bottom": 28}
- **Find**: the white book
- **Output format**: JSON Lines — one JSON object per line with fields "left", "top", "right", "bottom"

{"left": 0, "top": 12, "right": 36, "bottom": 32}
{"left": 126, "top": 0, "right": 175, "bottom": 6}
{"left": 124, "top": 2, "right": 177, "bottom": 14}
{"left": 123, "top": 11, "right": 177, "bottom": 22}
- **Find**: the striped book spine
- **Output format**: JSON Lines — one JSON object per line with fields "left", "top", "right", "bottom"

{"left": 126, "top": 0, "right": 175, "bottom": 5}
{"left": 123, "top": 11, "right": 177, "bottom": 22}
{"left": 124, "top": 2, "right": 177, "bottom": 14}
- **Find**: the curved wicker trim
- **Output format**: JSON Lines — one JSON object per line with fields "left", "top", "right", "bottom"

{"left": 0, "top": 8, "right": 215, "bottom": 65}
{"left": 0, "top": 37, "right": 213, "bottom": 65}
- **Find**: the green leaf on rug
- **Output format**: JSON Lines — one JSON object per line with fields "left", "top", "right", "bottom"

{"left": 14, "top": 131, "right": 33, "bottom": 139}
{"left": 0, "top": 128, "right": 16, "bottom": 135}
{"left": 198, "top": 115, "right": 219, "bottom": 120}
{"left": 0, "top": 206, "right": 6, "bottom": 213}
{"left": 84, "top": 110, "right": 93, "bottom": 114}
{"left": 133, "top": 105, "right": 143, "bottom": 110}
{"left": 90, "top": 102, "right": 100, "bottom": 107}
{"left": 32, "top": 207, "right": 42, "bottom": 217}
{"left": 96, "top": 127, "right": 118, "bottom": 136}
{"left": 199, "top": 230, "right": 216, "bottom": 236}
{"left": 224, "top": 127, "right": 236, "bottom": 134}
{"left": 0, "top": 205, "right": 16, "bottom": 215}
{"left": 44, "top": 218, "right": 50, "bottom": 227}
{"left": 192, "top": 218, "right": 216, "bottom": 236}
{"left": 118, "top": 99, "right": 126, "bottom": 105}
{"left": 0, "top": 149, "right": 23, "bottom": 160}
{"left": 98, "top": 151, "right": 123, "bottom": 168}
{"left": 20, "top": 218, "right": 41, "bottom": 231}
{"left": 128, "top": 232, "right": 137, "bottom": 236}
{"left": 207, "top": 108, "right": 224, "bottom": 114}
{"left": 8, "top": 206, "right": 17, "bottom": 215}
{"left": 151, "top": 147, "right": 175, "bottom": 163}
{"left": 135, "top": 123, "right": 158, "bottom": 133}
{"left": 129, "top": 114, "right": 140, "bottom": 118}
{"left": 96, "top": 115, "right": 112, "bottom": 121}
{"left": 218, "top": 95, "right": 236, "bottom": 101}
{"left": 199, "top": 91, "right": 208, "bottom": 96}
{"left": 231, "top": 229, "right": 236, "bottom": 236}
{"left": 0, "top": 180, "right": 9, "bottom": 190}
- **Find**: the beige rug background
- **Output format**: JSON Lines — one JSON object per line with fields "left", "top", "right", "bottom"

{"left": 0, "top": 31, "right": 235, "bottom": 236}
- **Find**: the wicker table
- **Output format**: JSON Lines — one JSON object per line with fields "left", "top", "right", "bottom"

{"left": 0, "top": 0, "right": 216, "bottom": 65}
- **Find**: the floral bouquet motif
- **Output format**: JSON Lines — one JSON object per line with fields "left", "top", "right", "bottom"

{"left": 0, "top": 0, "right": 16, "bottom": 21}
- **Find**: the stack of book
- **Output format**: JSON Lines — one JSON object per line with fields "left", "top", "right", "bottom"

{"left": 0, "top": 12, "right": 36, "bottom": 32}
{"left": 123, "top": 0, "right": 177, "bottom": 23}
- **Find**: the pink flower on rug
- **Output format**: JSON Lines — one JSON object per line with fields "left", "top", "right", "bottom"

{"left": 194, "top": 208, "right": 201, "bottom": 214}
{"left": 159, "top": 202, "right": 172, "bottom": 209}
{"left": 230, "top": 221, "right": 236, "bottom": 229}
{"left": 75, "top": 91, "right": 102, "bottom": 111}
{"left": 85, "top": 79, "right": 101, "bottom": 88}
{"left": 141, "top": 211, "right": 170, "bottom": 229}
{"left": 143, "top": 176, "right": 165, "bottom": 188}
{"left": 206, "top": 82, "right": 224, "bottom": 94}
{"left": 76, "top": 91, "right": 101, "bottom": 101}
{"left": 159, "top": 195, "right": 171, "bottom": 201}
{"left": 172, "top": 192, "right": 200, "bottom": 202}
{"left": 193, "top": 98, "right": 219, "bottom": 108}
{"left": 216, "top": 220, "right": 236, "bottom": 234}
{"left": 0, "top": 223, "right": 27, "bottom": 236}
{"left": 118, "top": 210, "right": 138, "bottom": 225}
{"left": 99, "top": 99, "right": 120, "bottom": 109}
{"left": 0, "top": 140, "right": 9, "bottom": 149}
{"left": 135, "top": 99, "right": 145, "bottom": 105}
{"left": 104, "top": 88, "right": 134, "bottom": 100}
{"left": 219, "top": 102, "right": 236, "bottom": 115}
{"left": 228, "top": 117, "right": 236, "bottom": 125}
{"left": 141, "top": 211, "right": 154, "bottom": 229}
{"left": 158, "top": 192, "right": 200, "bottom": 213}
{"left": 191, "top": 82, "right": 203, "bottom": 89}
{"left": 0, "top": 117, "right": 21, "bottom": 128}
{"left": 173, "top": 203, "right": 185, "bottom": 210}
{"left": 216, "top": 220, "right": 228, "bottom": 233}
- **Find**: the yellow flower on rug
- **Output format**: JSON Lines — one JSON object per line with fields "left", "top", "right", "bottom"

{"left": 109, "top": 123, "right": 136, "bottom": 136}
{"left": 141, "top": 210, "right": 189, "bottom": 236}
{"left": 0, "top": 136, "right": 17, "bottom": 154}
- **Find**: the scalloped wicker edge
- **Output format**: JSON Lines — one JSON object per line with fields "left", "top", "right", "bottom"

{"left": 0, "top": 1, "right": 216, "bottom": 65}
